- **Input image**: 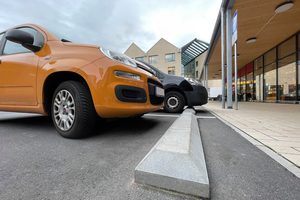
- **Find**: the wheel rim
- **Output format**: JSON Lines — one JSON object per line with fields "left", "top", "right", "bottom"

{"left": 167, "top": 96, "right": 179, "bottom": 110}
{"left": 53, "top": 89, "right": 75, "bottom": 131}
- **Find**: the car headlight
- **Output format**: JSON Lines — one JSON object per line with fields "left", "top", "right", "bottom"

{"left": 100, "top": 47, "right": 137, "bottom": 68}
{"left": 184, "top": 77, "right": 202, "bottom": 85}
{"left": 114, "top": 71, "right": 141, "bottom": 80}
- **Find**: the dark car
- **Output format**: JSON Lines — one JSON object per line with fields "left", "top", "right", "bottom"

{"left": 136, "top": 61, "right": 208, "bottom": 113}
{"left": 281, "top": 90, "right": 300, "bottom": 101}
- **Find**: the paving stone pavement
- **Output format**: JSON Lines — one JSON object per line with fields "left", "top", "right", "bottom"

{"left": 199, "top": 101, "right": 300, "bottom": 167}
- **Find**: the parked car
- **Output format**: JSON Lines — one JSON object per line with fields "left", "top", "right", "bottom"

{"left": 0, "top": 24, "right": 164, "bottom": 138}
{"left": 136, "top": 61, "right": 208, "bottom": 113}
{"left": 281, "top": 90, "right": 300, "bottom": 101}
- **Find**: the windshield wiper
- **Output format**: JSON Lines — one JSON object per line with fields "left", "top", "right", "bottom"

{"left": 61, "top": 38, "right": 71, "bottom": 42}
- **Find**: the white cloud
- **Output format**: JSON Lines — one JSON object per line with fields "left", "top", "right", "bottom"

{"left": 0, "top": 0, "right": 221, "bottom": 53}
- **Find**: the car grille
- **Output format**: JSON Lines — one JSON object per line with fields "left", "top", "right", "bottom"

{"left": 148, "top": 78, "right": 164, "bottom": 105}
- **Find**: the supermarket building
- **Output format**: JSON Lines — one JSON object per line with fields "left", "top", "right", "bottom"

{"left": 202, "top": 0, "right": 300, "bottom": 104}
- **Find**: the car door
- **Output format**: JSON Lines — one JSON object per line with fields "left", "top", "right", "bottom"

{"left": 0, "top": 27, "right": 41, "bottom": 106}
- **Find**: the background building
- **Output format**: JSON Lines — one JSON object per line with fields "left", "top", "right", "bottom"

{"left": 124, "top": 38, "right": 182, "bottom": 76}
{"left": 125, "top": 38, "right": 209, "bottom": 79}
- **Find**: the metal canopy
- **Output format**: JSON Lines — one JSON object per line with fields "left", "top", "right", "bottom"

{"left": 181, "top": 38, "right": 209, "bottom": 66}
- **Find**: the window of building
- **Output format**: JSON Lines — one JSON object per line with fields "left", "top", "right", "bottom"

{"left": 245, "top": 63, "right": 254, "bottom": 101}
{"left": 264, "top": 48, "right": 276, "bottom": 66}
{"left": 298, "top": 52, "right": 300, "bottom": 101}
{"left": 168, "top": 67, "right": 175, "bottom": 75}
{"left": 165, "top": 53, "right": 175, "bottom": 62}
{"left": 135, "top": 57, "right": 144, "bottom": 61}
{"left": 298, "top": 33, "right": 300, "bottom": 50}
{"left": 239, "top": 67, "right": 246, "bottom": 101}
{"left": 254, "top": 56, "right": 263, "bottom": 101}
{"left": 149, "top": 55, "right": 158, "bottom": 64}
{"left": 184, "top": 62, "right": 195, "bottom": 78}
{"left": 196, "top": 71, "right": 198, "bottom": 78}
{"left": 278, "top": 54, "right": 296, "bottom": 101}
{"left": 196, "top": 61, "right": 198, "bottom": 66}
{"left": 278, "top": 36, "right": 295, "bottom": 59}
{"left": 263, "top": 62, "right": 277, "bottom": 101}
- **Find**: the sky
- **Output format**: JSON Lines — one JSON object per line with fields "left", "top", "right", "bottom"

{"left": 0, "top": 0, "right": 222, "bottom": 53}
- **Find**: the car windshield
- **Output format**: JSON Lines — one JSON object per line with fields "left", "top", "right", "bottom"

{"left": 50, "top": 29, "right": 72, "bottom": 42}
{"left": 45, "top": 27, "right": 76, "bottom": 43}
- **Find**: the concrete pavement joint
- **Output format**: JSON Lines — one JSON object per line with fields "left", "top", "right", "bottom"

{"left": 202, "top": 107, "right": 300, "bottom": 179}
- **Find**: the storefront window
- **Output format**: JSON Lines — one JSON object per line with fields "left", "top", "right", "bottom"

{"left": 254, "top": 56, "right": 263, "bottom": 71}
{"left": 254, "top": 71, "right": 263, "bottom": 101}
{"left": 264, "top": 48, "right": 276, "bottom": 66}
{"left": 278, "top": 36, "right": 295, "bottom": 59}
{"left": 298, "top": 33, "right": 300, "bottom": 50}
{"left": 247, "top": 72, "right": 254, "bottom": 101}
{"left": 298, "top": 52, "right": 300, "bottom": 101}
{"left": 240, "top": 76, "right": 246, "bottom": 101}
{"left": 254, "top": 57, "right": 263, "bottom": 101}
{"left": 264, "top": 62, "right": 276, "bottom": 101}
{"left": 278, "top": 54, "right": 296, "bottom": 101}
{"left": 237, "top": 78, "right": 241, "bottom": 100}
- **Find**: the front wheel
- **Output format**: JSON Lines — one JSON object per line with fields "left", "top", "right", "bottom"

{"left": 164, "top": 91, "right": 185, "bottom": 113}
{"left": 51, "top": 81, "right": 96, "bottom": 139}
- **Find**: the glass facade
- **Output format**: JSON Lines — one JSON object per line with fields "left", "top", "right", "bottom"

{"left": 247, "top": 72, "right": 254, "bottom": 101}
{"left": 264, "top": 63, "right": 276, "bottom": 101}
{"left": 254, "top": 56, "right": 263, "bottom": 101}
{"left": 234, "top": 31, "right": 300, "bottom": 103}
{"left": 184, "top": 61, "right": 195, "bottom": 78}
{"left": 278, "top": 54, "right": 296, "bottom": 101}
{"left": 298, "top": 52, "right": 300, "bottom": 101}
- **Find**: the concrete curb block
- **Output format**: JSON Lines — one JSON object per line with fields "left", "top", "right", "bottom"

{"left": 134, "top": 109, "right": 210, "bottom": 198}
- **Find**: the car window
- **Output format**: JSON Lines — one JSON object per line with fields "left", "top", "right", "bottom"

{"left": 3, "top": 27, "right": 43, "bottom": 55}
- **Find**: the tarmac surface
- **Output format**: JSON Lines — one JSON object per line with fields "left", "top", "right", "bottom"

{"left": 1, "top": 106, "right": 300, "bottom": 199}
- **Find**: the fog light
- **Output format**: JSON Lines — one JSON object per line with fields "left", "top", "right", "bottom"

{"left": 114, "top": 71, "right": 141, "bottom": 80}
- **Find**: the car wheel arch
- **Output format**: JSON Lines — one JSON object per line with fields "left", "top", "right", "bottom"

{"left": 43, "top": 71, "right": 93, "bottom": 115}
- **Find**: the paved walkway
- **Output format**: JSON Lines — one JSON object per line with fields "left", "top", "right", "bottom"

{"left": 199, "top": 101, "right": 300, "bottom": 167}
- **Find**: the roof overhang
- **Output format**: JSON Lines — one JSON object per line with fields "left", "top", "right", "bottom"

{"left": 181, "top": 38, "right": 209, "bottom": 66}
{"left": 203, "top": 0, "right": 300, "bottom": 80}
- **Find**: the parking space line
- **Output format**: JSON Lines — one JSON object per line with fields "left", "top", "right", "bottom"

{"left": 144, "top": 114, "right": 180, "bottom": 118}
{"left": 196, "top": 116, "right": 216, "bottom": 119}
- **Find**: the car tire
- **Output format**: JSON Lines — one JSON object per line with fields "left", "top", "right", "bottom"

{"left": 51, "top": 81, "right": 96, "bottom": 139}
{"left": 164, "top": 91, "right": 185, "bottom": 113}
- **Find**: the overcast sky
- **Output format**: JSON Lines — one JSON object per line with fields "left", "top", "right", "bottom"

{"left": 0, "top": 0, "right": 221, "bottom": 53}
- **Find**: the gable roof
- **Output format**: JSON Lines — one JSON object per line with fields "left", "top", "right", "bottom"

{"left": 124, "top": 43, "right": 145, "bottom": 55}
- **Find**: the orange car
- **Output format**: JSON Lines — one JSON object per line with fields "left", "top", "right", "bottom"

{"left": 0, "top": 24, "right": 164, "bottom": 138}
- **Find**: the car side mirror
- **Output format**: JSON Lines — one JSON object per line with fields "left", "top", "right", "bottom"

{"left": 5, "top": 29, "right": 41, "bottom": 52}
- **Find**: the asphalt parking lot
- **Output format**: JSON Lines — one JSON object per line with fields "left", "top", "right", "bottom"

{"left": 0, "top": 111, "right": 198, "bottom": 200}
{"left": 1, "top": 109, "right": 300, "bottom": 200}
